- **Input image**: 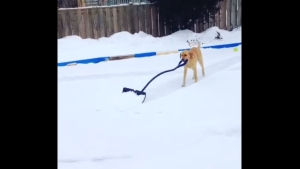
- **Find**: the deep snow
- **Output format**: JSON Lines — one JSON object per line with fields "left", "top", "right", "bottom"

{"left": 58, "top": 26, "right": 241, "bottom": 169}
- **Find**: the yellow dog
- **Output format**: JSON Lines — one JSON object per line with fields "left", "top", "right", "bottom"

{"left": 180, "top": 40, "right": 205, "bottom": 87}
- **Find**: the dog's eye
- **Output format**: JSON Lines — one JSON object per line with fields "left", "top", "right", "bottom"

{"left": 183, "top": 55, "right": 187, "bottom": 57}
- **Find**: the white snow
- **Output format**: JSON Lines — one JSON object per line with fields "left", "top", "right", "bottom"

{"left": 58, "top": 26, "right": 241, "bottom": 62}
{"left": 58, "top": 27, "right": 241, "bottom": 169}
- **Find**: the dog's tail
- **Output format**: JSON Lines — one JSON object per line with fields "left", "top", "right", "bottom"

{"left": 197, "top": 41, "right": 201, "bottom": 48}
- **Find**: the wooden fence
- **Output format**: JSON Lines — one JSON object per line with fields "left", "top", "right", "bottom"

{"left": 57, "top": 0, "right": 241, "bottom": 39}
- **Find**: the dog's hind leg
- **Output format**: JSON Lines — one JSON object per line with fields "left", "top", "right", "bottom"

{"left": 198, "top": 57, "right": 205, "bottom": 76}
{"left": 182, "top": 67, "right": 188, "bottom": 87}
{"left": 192, "top": 67, "right": 198, "bottom": 82}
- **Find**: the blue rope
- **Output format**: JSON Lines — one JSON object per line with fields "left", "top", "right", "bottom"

{"left": 140, "top": 59, "right": 188, "bottom": 92}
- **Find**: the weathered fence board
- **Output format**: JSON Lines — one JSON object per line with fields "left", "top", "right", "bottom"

{"left": 109, "top": 8, "right": 115, "bottom": 35}
{"left": 231, "top": 0, "right": 237, "bottom": 28}
{"left": 58, "top": 13, "right": 64, "bottom": 38}
{"left": 99, "top": 8, "right": 105, "bottom": 37}
{"left": 220, "top": 1, "right": 227, "bottom": 29}
{"left": 158, "top": 11, "right": 164, "bottom": 37}
{"left": 151, "top": 6, "right": 158, "bottom": 37}
{"left": 132, "top": 5, "right": 139, "bottom": 33}
{"left": 226, "top": 0, "right": 231, "bottom": 30}
{"left": 116, "top": 7, "right": 122, "bottom": 32}
{"left": 128, "top": 4, "right": 135, "bottom": 34}
{"left": 105, "top": 7, "right": 112, "bottom": 36}
{"left": 215, "top": 1, "right": 221, "bottom": 28}
{"left": 122, "top": 6, "right": 129, "bottom": 32}
{"left": 89, "top": 9, "right": 95, "bottom": 38}
{"left": 58, "top": 2, "right": 242, "bottom": 39}
{"left": 112, "top": 7, "right": 118, "bottom": 34}
{"left": 237, "top": 0, "right": 241, "bottom": 26}
{"left": 145, "top": 5, "right": 151, "bottom": 34}
{"left": 165, "top": 21, "right": 171, "bottom": 35}
{"left": 138, "top": 5, "right": 145, "bottom": 32}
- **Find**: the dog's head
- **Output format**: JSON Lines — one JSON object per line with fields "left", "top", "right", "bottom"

{"left": 180, "top": 50, "right": 194, "bottom": 61}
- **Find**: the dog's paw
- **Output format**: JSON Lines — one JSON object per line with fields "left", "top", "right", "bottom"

{"left": 194, "top": 79, "right": 198, "bottom": 83}
{"left": 182, "top": 84, "right": 185, "bottom": 87}
{"left": 192, "top": 76, "right": 195, "bottom": 79}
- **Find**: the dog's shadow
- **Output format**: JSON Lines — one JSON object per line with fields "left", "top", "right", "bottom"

{"left": 144, "top": 56, "right": 241, "bottom": 103}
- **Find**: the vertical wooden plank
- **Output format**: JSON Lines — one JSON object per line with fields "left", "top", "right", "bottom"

{"left": 190, "top": 22, "right": 194, "bottom": 32}
{"left": 198, "top": 21, "right": 202, "bottom": 33}
{"left": 198, "top": 20, "right": 202, "bottom": 33}
{"left": 193, "top": 22, "right": 196, "bottom": 32}
{"left": 195, "top": 20, "right": 199, "bottom": 33}
{"left": 151, "top": 6, "right": 158, "bottom": 37}
{"left": 149, "top": 5, "right": 153, "bottom": 35}
{"left": 145, "top": 5, "right": 152, "bottom": 35}
{"left": 88, "top": 8, "right": 95, "bottom": 38}
{"left": 105, "top": 7, "right": 112, "bottom": 36}
{"left": 139, "top": 5, "right": 145, "bottom": 32}
{"left": 209, "top": 13, "right": 214, "bottom": 28}
{"left": 109, "top": 7, "right": 115, "bottom": 36}
{"left": 206, "top": 21, "right": 209, "bottom": 31}
{"left": 96, "top": 8, "right": 102, "bottom": 39}
{"left": 158, "top": 11, "right": 164, "bottom": 36}
{"left": 165, "top": 21, "right": 170, "bottom": 35}
{"left": 62, "top": 10, "right": 67, "bottom": 37}
{"left": 92, "top": 8, "right": 100, "bottom": 39}
{"left": 61, "top": 11, "right": 68, "bottom": 37}
{"left": 118, "top": 7, "right": 124, "bottom": 32}
{"left": 68, "top": 10, "right": 74, "bottom": 35}
{"left": 134, "top": 5, "right": 139, "bottom": 33}
{"left": 83, "top": 9, "right": 90, "bottom": 38}
{"left": 144, "top": 5, "right": 149, "bottom": 33}
{"left": 122, "top": 6, "right": 129, "bottom": 32}
{"left": 218, "top": 8, "right": 221, "bottom": 28}
{"left": 98, "top": 8, "right": 105, "bottom": 38}
{"left": 202, "top": 18, "right": 207, "bottom": 31}
{"left": 128, "top": 4, "right": 135, "bottom": 34}
{"left": 226, "top": 0, "right": 231, "bottom": 30}
{"left": 90, "top": 8, "right": 96, "bottom": 39}
{"left": 69, "top": 10, "right": 79, "bottom": 36}
{"left": 164, "top": 22, "right": 168, "bottom": 36}
{"left": 215, "top": 2, "right": 220, "bottom": 28}
{"left": 78, "top": 9, "right": 86, "bottom": 38}
{"left": 237, "top": 0, "right": 241, "bottom": 26}
{"left": 57, "top": 11, "right": 64, "bottom": 38}
{"left": 126, "top": 5, "right": 134, "bottom": 33}
{"left": 220, "top": 0, "right": 227, "bottom": 29}
{"left": 108, "top": 7, "right": 113, "bottom": 36}
{"left": 231, "top": 0, "right": 237, "bottom": 28}
{"left": 65, "top": 10, "right": 72, "bottom": 36}
{"left": 112, "top": 7, "right": 118, "bottom": 34}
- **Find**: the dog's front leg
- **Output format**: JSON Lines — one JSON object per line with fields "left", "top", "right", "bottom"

{"left": 182, "top": 67, "right": 188, "bottom": 87}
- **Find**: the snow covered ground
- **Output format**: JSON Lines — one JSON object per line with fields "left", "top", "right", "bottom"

{"left": 58, "top": 26, "right": 241, "bottom": 62}
{"left": 58, "top": 27, "right": 241, "bottom": 169}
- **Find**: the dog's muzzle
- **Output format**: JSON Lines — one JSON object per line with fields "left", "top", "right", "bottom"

{"left": 180, "top": 52, "right": 187, "bottom": 61}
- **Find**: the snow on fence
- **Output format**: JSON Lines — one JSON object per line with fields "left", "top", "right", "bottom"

{"left": 57, "top": 0, "right": 241, "bottom": 39}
